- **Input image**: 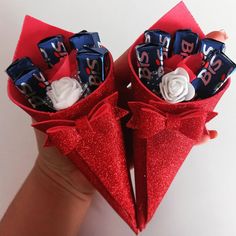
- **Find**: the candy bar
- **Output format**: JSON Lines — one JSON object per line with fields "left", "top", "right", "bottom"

{"left": 38, "top": 35, "right": 68, "bottom": 67}
{"left": 69, "top": 30, "right": 101, "bottom": 51}
{"left": 173, "top": 29, "right": 199, "bottom": 57}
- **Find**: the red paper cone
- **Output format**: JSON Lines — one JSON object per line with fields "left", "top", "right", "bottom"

{"left": 7, "top": 16, "right": 137, "bottom": 233}
{"left": 114, "top": 1, "right": 231, "bottom": 230}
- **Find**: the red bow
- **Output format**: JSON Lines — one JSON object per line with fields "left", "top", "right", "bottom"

{"left": 127, "top": 101, "right": 217, "bottom": 142}
{"left": 32, "top": 93, "right": 128, "bottom": 155}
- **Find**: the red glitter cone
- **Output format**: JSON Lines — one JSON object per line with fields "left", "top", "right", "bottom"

{"left": 7, "top": 16, "right": 137, "bottom": 233}
{"left": 114, "top": 1, "right": 231, "bottom": 230}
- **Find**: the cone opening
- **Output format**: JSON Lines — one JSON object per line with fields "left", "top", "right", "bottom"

{"left": 8, "top": 52, "right": 115, "bottom": 117}
{"left": 127, "top": 34, "right": 230, "bottom": 108}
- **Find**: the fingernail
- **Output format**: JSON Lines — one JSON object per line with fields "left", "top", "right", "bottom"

{"left": 219, "top": 29, "right": 229, "bottom": 39}
{"left": 209, "top": 130, "right": 218, "bottom": 139}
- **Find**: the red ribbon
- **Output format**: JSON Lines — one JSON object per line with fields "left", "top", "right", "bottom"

{"left": 127, "top": 101, "right": 217, "bottom": 142}
{"left": 32, "top": 93, "right": 128, "bottom": 155}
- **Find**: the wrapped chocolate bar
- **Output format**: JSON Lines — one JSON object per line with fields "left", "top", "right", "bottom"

{"left": 144, "top": 29, "right": 171, "bottom": 59}
{"left": 69, "top": 30, "right": 101, "bottom": 51}
{"left": 6, "top": 57, "right": 55, "bottom": 111}
{"left": 199, "top": 38, "right": 225, "bottom": 59}
{"left": 38, "top": 35, "right": 68, "bottom": 68}
{"left": 173, "top": 29, "right": 199, "bottom": 57}
{"left": 114, "top": 2, "right": 235, "bottom": 231}
{"left": 135, "top": 43, "right": 164, "bottom": 93}
{"left": 76, "top": 47, "right": 110, "bottom": 91}
{"left": 6, "top": 16, "right": 137, "bottom": 232}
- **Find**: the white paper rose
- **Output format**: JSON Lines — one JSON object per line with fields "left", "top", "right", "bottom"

{"left": 159, "top": 67, "right": 195, "bottom": 103}
{"left": 47, "top": 77, "right": 83, "bottom": 111}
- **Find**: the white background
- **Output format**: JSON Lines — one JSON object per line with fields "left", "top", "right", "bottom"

{"left": 1, "top": 0, "right": 236, "bottom": 235}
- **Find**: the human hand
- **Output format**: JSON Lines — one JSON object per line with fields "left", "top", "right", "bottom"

{"left": 33, "top": 119, "right": 94, "bottom": 200}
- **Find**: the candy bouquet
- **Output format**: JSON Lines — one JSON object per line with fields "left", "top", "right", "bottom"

{"left": 6, "top": 2, "right": 235, "bottom": 234}
{"left": 6, "top": 16, "right": 137, "bottom": 232}
{"left": 114, "top": 1, "right": 235, "bottom": 231}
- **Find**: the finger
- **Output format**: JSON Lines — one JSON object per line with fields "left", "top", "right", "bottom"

{"left": 205, "top": 29, "right": 228, "bottom": 42}
{"left": 197, "top": 134, "right": 210, "bottom": 145}
{"left": 208, "top": 130, "right": 218, "bottom": 139}
{"left": 197, "top": 130, "right": 218, "bottom": 145}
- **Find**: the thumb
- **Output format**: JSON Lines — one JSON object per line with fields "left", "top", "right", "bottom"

{"left": 205, "top": 29, "right": 228, "bottom": 42}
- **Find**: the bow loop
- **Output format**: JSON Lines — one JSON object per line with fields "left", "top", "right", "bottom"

{"left": 128, "top": 101, "right": 214, "bottom": 142}
{"left": 206, "top": 111, "right": 218, "bottom": 122}
{"left": 127, "top": 102, "right": 166, "bottom": 138}
{"left": 46, "top": 126, "right": 81, "bottom": 155}
{"left": 75, "top": 116, "right": 94, "bottom": 138}
{"left": 89, "top": 92, "right": 128, "bottom": 121}
{"left": 32, "top": 92, "right": 128, "bottom": 155}
{"left": 165, "top": 114, "right": 181, "bottom": 130}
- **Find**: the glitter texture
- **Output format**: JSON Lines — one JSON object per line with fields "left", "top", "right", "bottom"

{"left": 7, "top": 16, "right": 137, "bottom": 233}
{"left": 114, "top": 1, "right": 231, "bottom": 231}
{"left": 7, "top": 3, "right": 232, "bottom": 233}
{"left": 33, "top": 93, "right": 137, "bottom": 232}
{"left": 127, "top": 100, "right": 218, "bottom": 227}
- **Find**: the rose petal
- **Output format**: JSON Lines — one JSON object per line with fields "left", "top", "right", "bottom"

{"left": 184, "top": 83, "right": 195, "bottom": 101}
{"left": 161, "top": 81, "right": 173, "bottom": 102}
{"left": 175, "top": 67, "right": 190, "bottom": 82}
{"left": 159, "top": 67, "right": 194, "bottom": 104}
{"left": 169, "top": 79, "right": 186, "bottom": 97}
{"left": 163, "top": 81, "right": 173, "bottom": 101}
{"left": 47, "top": 77, "right": 83, "bottom": 111}
{"left": 172, "top": 96, "right": 186, "bottom": 103}
{"left": 162, "top": 74, "right": 169, "bottom": 87}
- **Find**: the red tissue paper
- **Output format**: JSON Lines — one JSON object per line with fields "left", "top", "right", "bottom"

{"left": 7, "top": 16, "right": 137, "bottom": 232}
{"left": 114, "top": 1, "right": 231, "bottom": 231}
